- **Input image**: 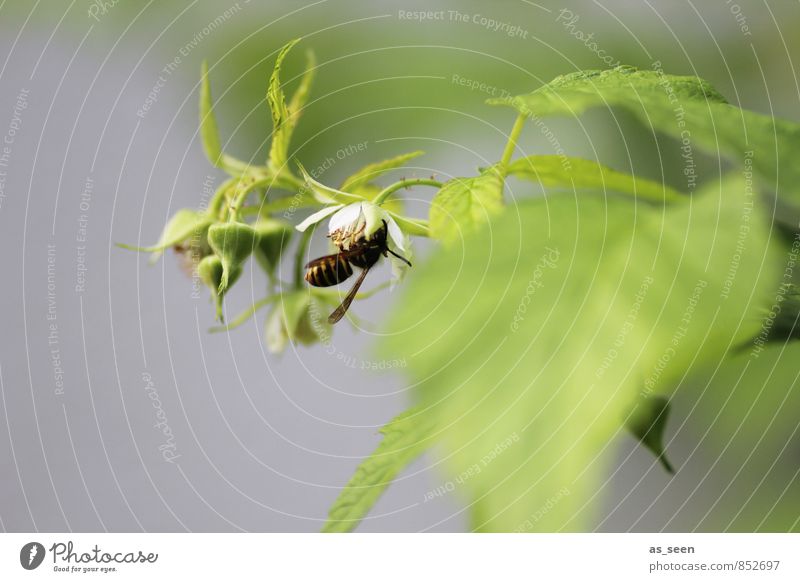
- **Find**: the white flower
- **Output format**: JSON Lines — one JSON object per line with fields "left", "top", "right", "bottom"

{"left": 296, "top": 201, "right": 411, "bottom": 283}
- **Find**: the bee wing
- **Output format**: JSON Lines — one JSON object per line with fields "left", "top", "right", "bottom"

{"left": 328, "top": 266, "right": 370, "bottom": 324}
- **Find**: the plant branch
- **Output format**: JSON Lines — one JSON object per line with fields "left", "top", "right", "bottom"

{"left": 294, "top": 227, "right": 313, "bottom": 288}
{"left": 208, "top": 294, "right": 279, "bottom": 332}
{"left": 374, "top": 178, "right": 443, "bottom": 206}
{"left": 499, "top": 113, "right": 526, "bottom": 170}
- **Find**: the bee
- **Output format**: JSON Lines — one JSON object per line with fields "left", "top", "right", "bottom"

{"left": 305, "top": 220, "right": 411, "bottom": 323}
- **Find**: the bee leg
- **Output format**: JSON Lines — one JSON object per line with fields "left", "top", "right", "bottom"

{"left": 385, "top": 248, "right": 412, "bottom": 268}
{"left": 328, "top": 267, "right": 370, "bottom": 324}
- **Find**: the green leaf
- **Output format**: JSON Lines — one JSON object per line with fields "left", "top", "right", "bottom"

{"left": 488, "top": 65, "right": 726, "bottom": 117}
{"left": 625, "top": 395, "right": 674, "bottom": 474}
{"left": 380, "top": 175, "right": 781, "bottom": 531}
{"left": 323, "top": 408, "right": 434, "bottom": 533}
{"left": 200, "top": 61, "right": 223, "bottom": 167}
{"left": 754, "top": 283, "right": 800, "bottom": 346}
{"left": 340, "top": 151, "right": 425, "bottom": 192}
{"left": 286, "top": 48, "right": 316, "bottom": 130}
{"left": 507, "top": 155, "right": 684, "bottom": 203}
{"left": 488, "top": 65, "right": 800, "bottom": 209}
{"left": 199, "top": 62, "right": 250, "bottom": 175}
{"left": 268, "top": 38, "right": 310, "bottom": 173}
{"left": 429, "top": 167, "right": 504, "bottom": 242}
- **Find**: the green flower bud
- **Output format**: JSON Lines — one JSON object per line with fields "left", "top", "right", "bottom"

{"left": 198, "top": 254, "right": 242, "bottom": 322}
{"left": 118, "top": 208, "right": 212, "bottom": 264}
{"left": 296, "top": 296, "right": 331, "bottom": 345}
{"left": 207, "top": 222, "right": 258, "bottom": 292}
{"left": 252, "top": 218, "right": 293, "bottom": 280}
{"left": 264, "top": 293, "right": 330, "bottom": 353}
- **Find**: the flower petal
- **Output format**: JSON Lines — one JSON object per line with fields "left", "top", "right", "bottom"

{"left": 361, "top": 202, "right": 388, "bottom": 240}
{"left": 385, "top": 215, "right": 407, "bottom": 252}
{"left": 389, "top": 243, "right": 413, "bottom": 290}
{"left": 296, "top": 204, "right": 343, "bottom": 232}
{"left": 328, "top": 202, "right": 364, "bottom": 233}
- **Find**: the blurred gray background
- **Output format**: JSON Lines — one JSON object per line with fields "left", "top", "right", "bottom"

{"left": 1, "top": 0, "right": 800, "bottom": 532}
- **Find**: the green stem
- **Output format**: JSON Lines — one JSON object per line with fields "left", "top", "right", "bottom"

{"left": 207, "top": 177, "right": 237, "bottom": 220}
{"left": 499, "top": 113, "right": 526, "bottom": 170}
{"left": 310, "top": 281, "right": 390, "bottom": 301}
{"left": 208, "top": 294, "right": 279, "bottom": 333}
{"left": 228, "top": 170, "right": 305, "bottom": 221}
{"left": 294, "top": 227, "right": 313, "bottom": 289}
{"left": 374, "top": 178, "right": 443, "bottom": 206}
{"left": 240, "top": 193, "right": 318, "bottom": 217}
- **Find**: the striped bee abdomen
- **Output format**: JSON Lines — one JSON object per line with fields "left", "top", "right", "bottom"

{"left": 304, "top": 253, "right": 353, "bottom": 287}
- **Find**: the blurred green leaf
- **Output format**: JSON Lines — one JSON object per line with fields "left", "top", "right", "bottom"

{"left": 625, "top": 395, "right": 674, "bottom": 474}
{"left": 380, "top": 175, "right": 780, "bottom": 531}
{"left": 429, "top": 167, "right": 504, "bottom": 242}
{"left": 323, "top": 408, "right": 434, "bottom": 533}
{"left": 489, "top": 65, "right": 726, "bottom": 116}
{"left": 508, "top": 155, "right": 684, "bottom": 203}
{"left": 489, "top": 65, "right": 800, "bottom": 209}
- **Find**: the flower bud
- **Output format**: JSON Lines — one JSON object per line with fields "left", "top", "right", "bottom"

{"left": 264, "top": 292, "right": 330, "bottom": 353}
{"left": 159, "top": 209, "right": 211, "bottom": 250}
{"left": 252, "top": 218, "right": 293, "bottom": 280}
{"left": 198, "top": 254, "right": 242, "bottom": 321}
{"left": 207, "top": 222, "right": 258, "bottom": 292}
{"left": 118, "top": 208, "right": 212, "bottom": 264}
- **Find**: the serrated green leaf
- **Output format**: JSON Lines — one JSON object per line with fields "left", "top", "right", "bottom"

{"left": 488, "top": 65, "right": 726, "bottom": 117}
{"left": 488, "top": 65, "right": 800, "bottom": 210}
{"left": 429, "top": 167, "right": 504, "bottom": 242}
{"left": 340, "top": 151, "right": 425, "bottom": 192}
{"left": 625, "top": 395, "right": 674, "bottom": 474}
{"left": 380, "top": 175, "right": 781, "bottom": 531}
{"left": 268, "top": 38, "right": 306, "bottom": 173}
{"left": 323, "top": 408, "right": 434, "bottom": 533}
{"left": 508, "top": 155, "right": 684, "bottom": 203}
